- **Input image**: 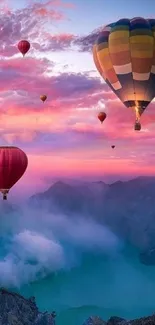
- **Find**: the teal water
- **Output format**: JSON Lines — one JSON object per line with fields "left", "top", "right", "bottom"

{"left": 0, "top": 208, "right": 155, "bottom": 325}
{"left": 18, "top": 247, "right": 155, "bottom": 325}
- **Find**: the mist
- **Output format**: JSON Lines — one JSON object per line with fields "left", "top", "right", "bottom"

{"left": 0, "top": 205, "right": 155, "bottom": 322}
{"left": 0, "top": 205, "right": 121, "bottom": 287}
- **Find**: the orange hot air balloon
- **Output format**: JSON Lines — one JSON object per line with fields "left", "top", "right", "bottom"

{"left": 0, "top": 146, "right": 28, "bottom": 200}
{"left": 98, "top": 112, "right": 106, "bottom": 123}
{"left": 18, "top": 40, "right": 30, "bottom": 56}
{"left": 40, "top": 95, "right": 47, "bottom": 103}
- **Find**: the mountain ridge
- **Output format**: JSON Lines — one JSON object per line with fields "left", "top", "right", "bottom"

{"left": 29, "top": 176, "right": 155, "bottom": 265}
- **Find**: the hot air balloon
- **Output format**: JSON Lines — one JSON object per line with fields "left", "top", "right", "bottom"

{"left": 40, "top": 95, "right": 47, "bottom": 103}
{"left": 98, "top": 112, "right": 106, "bottom": 123}
{"left": 93, "top": 17, "right": 155, "bottom": 131}
{"left": 0, "top": 146, "right": 28, "bottom": 200}
{"left": 18, "top": 40, "right": 30, "bottom": 56}
{"left": 111, "top": 145, "right": 115, "bottom": 149}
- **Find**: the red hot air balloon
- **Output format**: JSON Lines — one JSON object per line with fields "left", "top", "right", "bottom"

{"left": 0, "top": 146, "right": 28, "bottom": 200}
{"left": 18, "top": 40, "right": 30, "bottom": 56}
{"left": 98, "top": 112, "right": 106, "bottom": 123}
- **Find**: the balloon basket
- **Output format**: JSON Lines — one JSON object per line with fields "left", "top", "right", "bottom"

{"left": 134, "top": 122, "right": 141, "bottom": 131}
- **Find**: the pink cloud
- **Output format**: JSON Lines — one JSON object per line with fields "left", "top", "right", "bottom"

{"left": 34, "top": 7, "right": 65, "bottom": 20}
{"left": 41, "top": 32, "right": 76, "bottom": 51}
{"left": 0, "top": 50, "right": 153, "bottom": 153}
{"left": 46, "top": 0, "right": 75, "bottom": 8}
{"left": 48, "top": 33, "right": 75, "bottom": 42}
{"left": 33, "top": 0, "right": 75, "bottom": 20}
{"left": 0, "top": 1, "right": 74, "bottom": 57}
{"left": 2, "top": 131, "right": 37, "bottom": 144}
{"left": 0, "top": 0, "right": 11, "bottom": 14}
{"left": 0, "top": 2, "right": 88, "bottom": 56}
{"left": 0, "top": 54, "right": 103, "bottom": 116}
{"left": 0, "top": 52, "right": 154, "bottom": 151}
{"left": 24, "top": 153, "right": 155, "bottom": 186}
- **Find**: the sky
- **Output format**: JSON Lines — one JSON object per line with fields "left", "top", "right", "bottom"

{"left": 0, "top": 0, "right": 155, "bottom": 198}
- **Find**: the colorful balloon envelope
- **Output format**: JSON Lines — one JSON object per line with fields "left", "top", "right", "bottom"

{"left": 93, "top": 17, "right": 155, "bottom": 130}
{"left": 98, "top": 111, "right": 106, "bottom": 123}
{"left": 18, "top": 40, "right": 30, "bottom": 56}
{"left": 0, "top": 146, "right": 28, "bottom": 200}
{"left": 40, "top": 95, "right": 47, "bottom": 102}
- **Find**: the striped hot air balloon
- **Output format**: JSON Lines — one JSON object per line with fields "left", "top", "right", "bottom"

{"left": 93, "top": 17, "right": 155, "bottom": 130}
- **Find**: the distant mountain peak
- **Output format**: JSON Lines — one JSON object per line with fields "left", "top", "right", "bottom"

{"left": 51, "top": 180, "right": 69, "bottom": 188}
{"left": 93, "top": 181, "right": 106, "bottom": 185}
{"left": 109, "top": 180, "right": 123, "bottom": 187}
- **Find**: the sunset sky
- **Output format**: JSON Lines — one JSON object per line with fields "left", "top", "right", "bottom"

{"left": 0, "top": 0, "right": 155, "bottom": 198}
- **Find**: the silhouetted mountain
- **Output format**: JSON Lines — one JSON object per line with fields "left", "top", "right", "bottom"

{"left": 30, "top": 176, "right": 155, "bottom": 264}
{"left": 30, "top": 180, "right": 109, "bottom": 215}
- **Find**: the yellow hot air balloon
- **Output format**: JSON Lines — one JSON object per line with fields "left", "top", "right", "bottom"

{"left": 40, "top": 95, "right": 47, "bottom": 103}
{"left": 93, "top": 18, "right": 155, "bottom": 130}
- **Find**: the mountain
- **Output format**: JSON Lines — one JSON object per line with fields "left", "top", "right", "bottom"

{"left": 83, "top": 315, "right": 155, "bottom": 324}
{"left": 29, "top": 176, "right": 155, "bottom": 264}
{"left": 30, "top": 180, "right": 109, "bottom": 215}
{"left": 0, "top": 287, "right": 155, "bottom": 325}
{"left": 0, "top": 287, "right": 56, "bottom": 325}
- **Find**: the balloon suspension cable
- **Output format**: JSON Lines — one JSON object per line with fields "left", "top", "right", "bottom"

{"left": 134, "top": 106, "right": 142, "bottom": 131}
{"left": 135, "top": 106, "right": 140, "bottom": 123}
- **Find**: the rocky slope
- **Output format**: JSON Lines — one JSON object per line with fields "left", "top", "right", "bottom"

{"left": 83, "top": 315, "right": 155, "bottom": 324}
{"left": 0, "top": 287, "right": 56, "bottom": 325}
{"left": 0, "top": 288, "right": 155, "bottom": 325}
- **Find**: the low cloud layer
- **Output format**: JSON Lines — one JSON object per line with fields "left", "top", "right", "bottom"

{"left": 0, "top": 207, "right": 121, "bottom": 287}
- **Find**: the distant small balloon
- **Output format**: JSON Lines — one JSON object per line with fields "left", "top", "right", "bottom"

{"left": 111, "top": 145, "right": 115, "bottom": 149}
{"left": 40, "top": 95, "right": 47, "bottom": 103}
{"left": 98, "top": 112, "right": 106, "bottom": 123}
{"left": 18, "top": 40, "right": 30, "bottom": 56}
